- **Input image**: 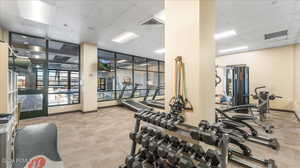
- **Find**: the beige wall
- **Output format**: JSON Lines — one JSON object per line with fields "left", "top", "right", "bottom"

{"left": 165, "top": 0, "right": 215, "bottom": 125}
{"left": 216, "top": 45, "right": 295, "bottom": 110}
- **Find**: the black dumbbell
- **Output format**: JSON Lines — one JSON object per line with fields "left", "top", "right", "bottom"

{"left": 129, "top": 126, "right": 149, "bottom": 143}
{"left": 148, "top": 112, "right": 161, "bottom": 123}
{"left": 141, "top": 130, "right": 156, "bottom": 148}
{"left": 199, "top": 120, "right": 211, "bottom": 131}
{"left": 157, "top": 135, "right": 171, "bottom": 159}
{"left": 154, "top": 113, "right": 167, "bottom": 126}
{"left": 149, "top": 133, "right": 166, "bottom": 153}
{"left": 160, "top": 114, "right": 173, "bottom": 129}
{"left": 204, "top": 149, "right": 221, "bottom": 167}
{"left": 140, "top": 111, "right": 153, "bottom": 121}
{"left": 189, "top": 144, "right": 205, "bottom": 161}
{"left": 166, "top": 137, "right": 184, "bottom": 165}
{"left": 135, "top": 110, "right": 151, "bottom": 120}
{"left": 149, "top": 112, "right": 163, "bottom": 124}
{"left": 177, "top": 154, "right": 195, "bottom": 168}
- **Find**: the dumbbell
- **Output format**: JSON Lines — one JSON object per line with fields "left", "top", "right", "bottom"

{"left": 199, "top": 120, "right": 211, "bottom": 131}
{"left": 157, "top": 135, "right": 172, "bottom": 159}
{"left": 140, "top": 111, "right": 154, "bottom": 121}
{"left": 139, "top": 112, "right": 151, "bottom": 121}
{"left": 149, "top": 133, "right": 167, "bottom": 153}
{"left": 153, "top": 113, "right": 167, "bottom": 126}
{"left": 130, "top": 127, "right": 151, "bottom": 144}
{"left": 155, "top": 158, "right": 172, "bottom": 168}
{"left": 204, "top": 149, "right": 221, "bottom": 167}
{"left": 190, "top": 124, "right": 219, "bottom": 146}
{"left": 189, "top": 144, "right": 205, "bottom": 161}
{"left": 135, "top": 147, "right": 156, "bottom": 165}
{"left": 166, "top": 138, "right": 187, "bottom": 165}
{"left": 149, "top": 112, "right": 163, "bottom": 124}
{"left": 141, "top": 129, "right": 158, "bottom": 148}
{"left": 166, "top": 115, "right": 184, "bottom": 131}
{"left": 142, "top": 112, "right": 155, "bottom": 122}
{"left": 135, "top": 110, "right": 151, "bottom": 120}
{"left": 177, "top": 154, "right": 196, "bottom": 168}
{"left": 125, "top": 149, "right": 147, "bottom": 168}
{"left": 147, "top": 112, "right": 161, "bottom": 123}
{"left": 160, "top": 114, "right": 173, "bottom": 129}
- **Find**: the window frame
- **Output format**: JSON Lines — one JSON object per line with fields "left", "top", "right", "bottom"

{"left": 97, "top": 49, "right": 165, "bottom": 102}
{"left": 10, "top": 32, "right": 81, "bottom": 107}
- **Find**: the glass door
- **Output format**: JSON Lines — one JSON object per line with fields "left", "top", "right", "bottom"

{"left": 10, "top": 33, "right": 48, "bottom": 119}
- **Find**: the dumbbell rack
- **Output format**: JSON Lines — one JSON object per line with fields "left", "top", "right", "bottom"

{"left": 121, "top": 110, "right": 229, "bottom": 168}
{"left": 122, "top": 110, "right": 277, "bottom": 168}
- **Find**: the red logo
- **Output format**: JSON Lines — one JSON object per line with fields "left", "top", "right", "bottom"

{"left": 28, "top": 157, "right": 46, "bottom": 168}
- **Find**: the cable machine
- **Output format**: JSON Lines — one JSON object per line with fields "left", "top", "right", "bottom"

{"left": 225, "top": 64, "right": 249, "bottom": 107}
{"left": 225, "top": 65, "right": 249, "bottom": 112}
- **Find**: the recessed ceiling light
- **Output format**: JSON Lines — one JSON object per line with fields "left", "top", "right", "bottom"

{"left": 219, "top": 46, "right": 248, "bottom": 54}
{"left": 112, "top": 32, "right": 139, "bottom": 43}
{"left": 31, "top": 46, "right": 42, "bottom": 52}
{"left": 117, "top": 59, "right": 127, "bottom": 63}
{"left": 154, "top": 48, "right": 165, "bottom": 54}
{"left": 22, "top": 35, "right": 27, "bottom": 38}
{"left": 33, "top": 55, "right": 40, "bottom": 59}
{"left": 154, "top": 10, "right": 165, "bottom": 22}
{"left": 215, "top": 30, "right": 237, "bottom": 40}
{"left": 18, "top": 0, "right": 53, "bottom": 24}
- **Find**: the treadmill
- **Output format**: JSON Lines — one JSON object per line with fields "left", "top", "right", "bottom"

{"left": 141, "top": 87, "right": 165, "bottom": 109}
{"left": 119, "top": 83, "right": 153, "bottom": 112}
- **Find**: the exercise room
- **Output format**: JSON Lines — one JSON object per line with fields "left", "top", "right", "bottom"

{"left": 0, "top": 0, "right": 299, "bottom": 168}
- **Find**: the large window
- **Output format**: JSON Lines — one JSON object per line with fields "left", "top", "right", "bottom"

{"left": 148, "top": 60, "right": 159, "bottom": 96}
{"left": 158, "top": 61, "right": 165, "bottom": 95}
{"left": 97, "top": 50, "right": 116, "bottom": 101}
{"left": 10, "top": 33, "right": 47, "bottom": 113}
{"left": 134, "top": 57, "right": 147, "bottom": 97}
{"left": 48, "top": 40, "right": 80, "bottom": 106}
{"left": 97, "top": 49, "right": 165, "bottom": 101}
{"left": 116, "top": 53, "right": 133, "bottom": 99}
{"left": 10, "top": 32, "right": 81, "bottom": 108}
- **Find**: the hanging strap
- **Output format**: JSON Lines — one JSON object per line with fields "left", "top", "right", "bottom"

{"left": 170, "top": 56, "right": 193, "bottom": 112}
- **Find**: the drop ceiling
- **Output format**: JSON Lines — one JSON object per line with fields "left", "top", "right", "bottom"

{"left": 0, "top": 0, "right": 300, "bottom": 59}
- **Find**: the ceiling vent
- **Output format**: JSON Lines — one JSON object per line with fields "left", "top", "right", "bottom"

{"left": 264, "top": 30, "right": 288, "bottom": 40}
{"left": 141, "top": 17, "right": 163, "bottom": 26}
{"left": 53, "top": 55, "right": 70, "bottom": 63}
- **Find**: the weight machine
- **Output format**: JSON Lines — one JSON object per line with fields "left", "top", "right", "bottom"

{"left": 216, "top": 65, "right": 250, "bottom": 111}
{"left": 252, "top": 86, "right": 282, "bottom": 121}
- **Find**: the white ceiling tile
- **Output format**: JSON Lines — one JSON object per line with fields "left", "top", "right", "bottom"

{"left": 1, "top": 0, "right": 300, "bottom": 58}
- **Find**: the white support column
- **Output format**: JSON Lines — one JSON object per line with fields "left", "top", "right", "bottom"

{"left": 165, "top": 0, "right": 216, "bottom": 125}
{"left": 80, "top": 43, "right": 98, "bottom": 112}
